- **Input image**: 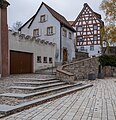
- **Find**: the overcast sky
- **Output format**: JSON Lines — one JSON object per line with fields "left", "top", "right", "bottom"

{"left": 8, "top": 0, "right": 105, "bottom": 27}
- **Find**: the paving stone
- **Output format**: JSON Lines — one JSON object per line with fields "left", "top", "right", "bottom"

{"left": 0, "top": 77, "right": 116, "bottom": 120}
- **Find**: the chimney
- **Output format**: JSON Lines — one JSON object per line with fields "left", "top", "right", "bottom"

{"left": 0, "top": 0, "right": 10, "bottom": 77}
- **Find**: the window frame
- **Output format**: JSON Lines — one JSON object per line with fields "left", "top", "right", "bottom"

{"left": 49, "top": 57, "right": 53, "bottom": 64}
{"left": 93, "top": 24, "right": 98, "bottom": 30}
{"left": 43, "top": 57, "right": 47, "bottom": 63}
{"left": 47, "top": 26, "right": 53, "bottom": 36}
{"left": 63, "top": 29, "right": 67, "bottom": 37}
{"left": 33, "top": 29, "right": 39, "bottom": 37}
{"left": 40, "top": 15, "right": 46, "bottom": 23}
{"left": 37, "top": 56, "right": 42, "bottom": 63}
{"left": 77, "top": 36, "right": 83, "bottom": 41}
{"left": 80, "top": 46, "right": 84, "bottom": 51}
{"left": 76, "top": 25, "right": 82, "bottom": 31}
{"left": 90, "top": 46, "right": 94, "bottom": 51}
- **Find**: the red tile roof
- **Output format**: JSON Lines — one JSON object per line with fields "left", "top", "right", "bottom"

{"left": 19, "top": 2, "right": 75, "bottom": 32}
{"left": 72, "top": 3, "right": 104, "bottom": 26}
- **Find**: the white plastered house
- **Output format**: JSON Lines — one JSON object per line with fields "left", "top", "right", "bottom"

{"left": 19, "top": 2, "right": 76, "bottom": 64}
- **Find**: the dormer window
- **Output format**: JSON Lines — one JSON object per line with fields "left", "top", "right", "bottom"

{"left": 40, "top": 15, "right": 47, "bottom": 22}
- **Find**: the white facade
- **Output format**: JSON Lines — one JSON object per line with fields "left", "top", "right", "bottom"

{"left": 20, "top": 3, "right": 75, "bottom": 63}
{"left": 9, "top": 31, "right": 56, "bottom": 72}
{"left": 77, "top": 45, "right": 101, "bottom": 57}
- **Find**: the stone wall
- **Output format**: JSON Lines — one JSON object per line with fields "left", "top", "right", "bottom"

{"left": 56, "top": 66, "right": 75, "bottom": 84}
{"left": 56, "top": 57, "right": 100, "bottom": 83}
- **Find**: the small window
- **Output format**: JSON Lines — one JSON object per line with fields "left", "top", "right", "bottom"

{"left": 94, "top": 36, "right": 97, "bottom": 40}
{"left": 76, "top": 25, "right": 82, "bottom": 31}
{"left": 37, "top": 56, "right": 41, "bottom": 63}
{"left": 90, "top": 46, "right": 94, "bottom": 51}
{"left": 49, "top": 57, "right": 53, "bottom": 63}
{"left": 47, "top": 26, "right": 53, "bottom": 35}
{"left": 69, "top": 32, "right": 72, "bottom": 39}
{"left": 40, "top": 15, "right": 46, "bottom": 22}
{"left": 93, "top": 24, "right": 97, "bottom": 30}
{"left": 78, "top": 36, "right": 83, "bottom": 41}
{"left": 63, "top": 29, "right": 67, "bottom": 37}
{"left": 80, "top": 46, "right": 84, "bottom": 51}
{"left": 43, "top": 57, "right": 47, "bottom": 63}
{"left": 33, "top": 29, "right": 39, "bottom": 37}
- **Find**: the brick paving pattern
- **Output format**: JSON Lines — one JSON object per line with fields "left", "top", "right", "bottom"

{"left": 0, "top": 78, "right": 116, "bottom": 120}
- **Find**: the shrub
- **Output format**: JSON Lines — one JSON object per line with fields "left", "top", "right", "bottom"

{"left": 99, "top": 55, "right": 116, "bottom": 67}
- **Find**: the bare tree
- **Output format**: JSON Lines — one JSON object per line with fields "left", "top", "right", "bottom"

{"left": 11, "top": 21, "right": 23, "bottom": 32}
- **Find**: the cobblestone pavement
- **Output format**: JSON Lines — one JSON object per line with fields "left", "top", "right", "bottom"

{"left": 1, "top": 77, "right": 116, "bottom": 120}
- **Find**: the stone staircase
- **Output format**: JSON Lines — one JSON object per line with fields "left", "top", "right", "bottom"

{"left": 0, "top": 76, "right": 93, "bottom": 118}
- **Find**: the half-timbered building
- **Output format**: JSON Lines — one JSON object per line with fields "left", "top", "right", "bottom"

{"left": 72, "top": 3, "right": 104, "bottom": 57}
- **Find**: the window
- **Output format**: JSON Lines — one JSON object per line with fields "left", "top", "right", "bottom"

{"left": 76, "top": 25, "right": 82, "bottom": 31}
{"left": 43, "top": 57, "right": 47, "bottom": 63}
{"left": 78, "top": 36, "right": 83, "bottom": 41}
{"left": 69, "top": 32, "right": 72, "bottom": 39}
{"left": 63, "top": 29, "right": 67, "bottom": 37}
{"left": 94, "top": 36, "right": 97, "bottom": 40}
{"left": 40, "top": 15, "right": 46, "bottom": 22}
{"left": 93, "top": 24, "right": 97, "bottom": 30}
{"left": 47, "top": 26, "right": 53, "bottom": 35}
{"left": 33, "top": 29, "right": 39, "bottom": 37}
{"left": 49, "top": 57, "right": 53, "bottom": 63}
{"left": 37, "top": 56, "right": 41, "bottom": 63}
{"left": 90, "top": 46, "right": 94, "bottom": 51}
{"left": 80, "top": 46, "right": 84, "bottom": 51}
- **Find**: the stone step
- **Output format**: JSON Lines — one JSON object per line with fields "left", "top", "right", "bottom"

{"left": 18, "top": 78, "right": 56, "bottom": 81}
{"left": 15, "top": 79, "right": 61, "bottom": 86}
{"left": 0, "top": 82, "right": 82, "bottom": 98}
{"left": 9, "top": 82, "right": 67, "bottom": 90}
{"left": 0, "top": 83, "right": 93, "bottom": 117}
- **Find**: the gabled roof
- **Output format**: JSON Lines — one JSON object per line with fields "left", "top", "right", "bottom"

{"left": 72, "top": 3, "right": 104, "bottom": 26}
{"left": 19, "top": 2, "right": 75, "bottom": 32}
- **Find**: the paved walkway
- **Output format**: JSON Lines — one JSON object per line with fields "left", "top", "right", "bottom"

{"left": 1, "top": 78, "right": 116, "bottom": 120}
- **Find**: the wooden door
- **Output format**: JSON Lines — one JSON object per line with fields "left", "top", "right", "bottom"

{"left": 63, "top": 48, "right": 67, "bottom": 62}
{"left": 10, "top": 50, "right": 33, "bottom": 74}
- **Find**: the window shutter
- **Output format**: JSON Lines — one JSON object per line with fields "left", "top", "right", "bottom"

{"left": 45, "top": 15, "right": 48, "bottom": 21}
{"left": 39, "top": 28, "right": 42, "bottom": 36}
{"left": 53, "top": 26, "right": 56, "bottom": 34}
{"left": 44, "top": 27, "right": 47, "bottom": 35}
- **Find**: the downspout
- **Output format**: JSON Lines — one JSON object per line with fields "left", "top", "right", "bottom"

{"left": 60, "top": 23, "right": 62, "bottom": 63}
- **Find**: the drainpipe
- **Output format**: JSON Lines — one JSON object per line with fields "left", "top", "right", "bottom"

{"left": 60, "top": 24, "right": 62, "bottom": 63}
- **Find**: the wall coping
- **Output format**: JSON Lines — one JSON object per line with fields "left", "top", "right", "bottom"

{"left": 9, "top": 30, "right": 56, "bottom": 46}
{"left": 56, "top": 68, "right": 74, "bottom": 76}
{"left": 62, "top": 57, "right": 99, "bottom": 68}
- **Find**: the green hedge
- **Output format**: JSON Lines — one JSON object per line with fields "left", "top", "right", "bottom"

{"left": 99, "top": 55, "right": 116, "bottom": 67}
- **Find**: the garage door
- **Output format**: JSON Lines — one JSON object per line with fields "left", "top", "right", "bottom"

{"left": 10, "top": 50, "right": 33, "bottom": 74}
